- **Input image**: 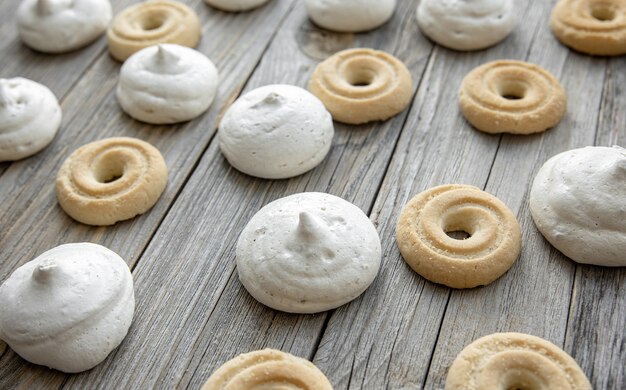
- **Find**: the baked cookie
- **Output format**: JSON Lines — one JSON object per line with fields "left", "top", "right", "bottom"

{"left": 417, "top": 0, "right": 516, "bottom": 51}
{"left": 56, "top": 137, "right": 168, "bottom": 226}
{"left": 308, "top": 48, "right": 412, "bottom": 124}
{"left": 17, "top": 0, "right": 112, "bottom": 53}
{"left": 459, "top": 60, "right": 566, "bottom": 134}
{"left": 107, "top": 0, "right": 201, "bottom": 62}
{"left": 396, "top": 185, "right": 521, "bottom": 289}
{"left": 305, "top": 0, "right": 396, "bottom": 32}
{"left": 219, "top": 85, "right": 334, "bottom": 179}
{"left": 0, "top": 243, "right": 134, "bottom": 373}
{"left": 0, "top": 77, "right": 61, "bottom": 162}
{"left": 117, "top": 44, "right": 219, "bottom": 124}
{"left": 237, "top": 192, "right": 381, "bottom": 313}
{"left": 446, "top": 333, "right": 591, "bottom": 390}
{"left": 530, "top": 146, "right": 626, "bottom": 266}
{"left": 551, "top": 0, "right": 626, "bottom": 56}
{"left": 202, "top": 349, "right": 333, "bottom": 389}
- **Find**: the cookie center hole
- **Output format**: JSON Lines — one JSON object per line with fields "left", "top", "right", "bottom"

{"left": 93, "top": 159, "right": 125, "bottom": 184}
{"left": 347, "top": 70, "right": 375, "bottom": 87}
{"left": 142, "top": 12, "right": 167, "bottom": 30}
{"left": 446, "top": 230, "right": 471, "bottom": 240}
{"left": 498, "top": 81, "right": 527, "bottom": 100}
{"left": 590, "top": 5, "right": 615, "bottom": 21}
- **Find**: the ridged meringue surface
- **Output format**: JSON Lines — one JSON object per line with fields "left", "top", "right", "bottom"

{"left": 530, "top": 146, "right": 626, "bottom": 266}
{"left": 204, "top": 0, "right": 270, "bottom": 12}
{"left": 237, "top": 192, "right": 382, "bottom": 313}
{"left": 305, "top": 0, "right": 396, "bottom": 32}
{"left": 218, "top": 84, "right": 334, "bottom": 179}
{"left": 417, "top": 0, "right": 517, "bottom": 51}
{"left": 0, "top": 243, "right": 135, "bottom": 373}
{"left": 17, "top": 0, "right": 112, "bottom": 53}
{"left": 117, "top": 44, "right": 219, "bottom": 124}
{"left": 0, "top": 77, "right": 61, "bottom": 162}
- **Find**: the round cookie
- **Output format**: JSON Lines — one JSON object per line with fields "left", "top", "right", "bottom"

{"left": 417, "top": 0, "right": 517, "bottom": 51}
{"left": 0, "top": 77, "right": 62, "bottom": 162}
{"left": 17, "top": 0, "right": 112, "bottom": 53}
{"left": 0, "top": 243, "right": 135, "bottom": 373}
{"left": 459, "top": 60, "right": 566, "bottom": 134}
{"left": 308, "top": 48, "right": 412, "bottom": 124}
{"left": 446, "top": 333, "right": 591, "bottom": 390}
{"left": 56, "top": 137, "right": 168, "bottom": 226}
{"left": 236, "top": 192, "right": 381, "bottom": 313}
{"left": 204, "top": 0, "right": 270, "bottom": 12}
{"left": 117, "top": 44, "right": 219, "bottom": 124}
{"left": 396, "top": 184, "right": 521, "bottom": 289}
{"left": 107, "top": 0, "right": 201, "bottom": 62}
{"left": 202, "top": 349, "right": 333, "bottom": 390}
{"left": 550, "top": 0, "right": 626, "bottom": 56}
{"left": 305, "top": 0, "right": 396, "bottom": 32}
{"left": 218, "top": 84, "right": 334, "bottom": 179}
{"left": 530, "top": 146, "right": 626, "bottom": 266}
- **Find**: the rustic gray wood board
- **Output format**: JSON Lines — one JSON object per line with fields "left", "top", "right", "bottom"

{"left": 61, "top": 1, "right": 436, "bottom": 388}
{"left": 0, "top": 0, "right": 295, "bottom": 387}
{"left": 563, "top": 56, "right": 626, "bottom": 390}
{"left": 0, "top": 0, "right": 623, "bottom": 389}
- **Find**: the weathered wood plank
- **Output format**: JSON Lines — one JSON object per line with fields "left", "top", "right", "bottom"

{"left": 59, "top": 1, "right": 436, "bottom": 388}
{"left": 563, "top": 56, "right": 626, "bottom": 390}
{"left": 311, "top": 1, "right": 603, "bottom": 388}
{"left": 0, "top": 1, "right": 296, "bottom": 388}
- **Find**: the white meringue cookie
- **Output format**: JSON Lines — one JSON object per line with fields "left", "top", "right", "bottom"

{"left": 305, "top": 0, "right": 396, "bottom": 32}
{"left": 0, "top": 243, "right": 135, "bottom": 373}
{"left": 0, "top": 77, "right": 62, "bottom": 162}
{"left": 117, "top": 44, "right": 219, "bottom": 124}
{"left": 204, "top": 0, "right": 270, "bottom": 12}
{"left": 218, "top": 85, "right": 334, "bottom": 179}
{"left": 17, "top": 0, "right": 112, "bottom": 53}
{"left": 530, "top": 146, "right": 626, "bottom": 267}
{"left": 417, "top": 0, "right": 516, "bottom": 51}
{"left": 237, "top": 192, "right": 382, "bottom": 313}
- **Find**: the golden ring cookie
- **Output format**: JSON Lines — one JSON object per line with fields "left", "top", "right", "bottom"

{"left": 459, "top": 60, "right": 566, "bottom": 134}
{"left": 445, "top": 333, "right": 592, "bottom": 390}
{"left": 308, "top": 48, "right": 413, "bottom": 125}
{"left": 107, "top": 0, "right": 201, "bottom": 62}
{"left": 56, "top": 137, "right": 168, "bottom": 226}
{"left": 395, "top": 184, "right": 521, "bottom": 289}
{"left": 550, "top": 0, "right": 626, "bottom": 56}
{"left": 201, "top": 349, "right": 333, "bottom": 390}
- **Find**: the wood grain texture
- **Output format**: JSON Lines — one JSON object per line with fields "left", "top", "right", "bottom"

{"left": 0, "top": 0, "right": 295, "bottom": 388}
{"left": 61, "top": 2, "right": 436, "bottom": 389}
{"left": 564, "top": 56, "right": 626, "bottom": 390}
{"left": 0, "top": 0, "right": 623, "bottom": 389}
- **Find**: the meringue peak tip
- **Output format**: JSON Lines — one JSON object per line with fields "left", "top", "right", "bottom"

{"left": 36, "top": 0, "right": 56, "bottom": 15}
{"left": 0, "top": 82, "right": 14, "bottom": 107}
{"left": 32, "top": 260, "right": 58, "bottom": 283}
{"left": 297, "top": 211, "right": 328, "bottom": 237}
{"left": 155, "top": 44, "right": 179, "bottom": 63}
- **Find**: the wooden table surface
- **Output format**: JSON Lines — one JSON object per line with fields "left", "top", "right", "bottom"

{"left": 1, "top": 0, "right": 624, "bottom": 388}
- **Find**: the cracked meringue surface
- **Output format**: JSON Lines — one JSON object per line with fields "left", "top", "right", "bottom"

{"left": 17, "top": 0, "right": 112, "bottom": 53}
{"left": 0, "top": 77, "right": 61, "bottom": 162}
{"left": 116, "top": 44, "right": 219, "bottom": 124}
